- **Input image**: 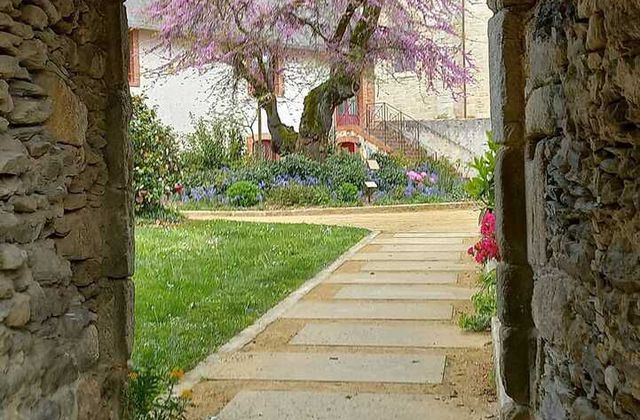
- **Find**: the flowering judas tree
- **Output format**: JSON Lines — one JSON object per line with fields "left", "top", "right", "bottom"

{"left": 148, "top": 0, "right": 471, "bottom": 158}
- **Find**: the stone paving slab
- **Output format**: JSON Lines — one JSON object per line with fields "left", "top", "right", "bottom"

{"left": 350, "top": 252, "right": 462, "bottom": 261}
{"left": 373, "top": 237, "right": 468, "bottom": 245}
{"left": 361, "top": 261, "right": 474, "bottom": 272}
{"left": 215, "top": 391, "right": 474, "bottom": 420}
{"left": 326, "top": 271, "right": 458, "bottom": 284}
{"left": 335, "top": 285, "right": 475, "bottom": 300}
{"left": 202, "top": 352, "right": 445, "bottom": 384}
{"left": 379, "top": 244, "right": 469, "bottom": 253}
{"left": 393, "top": 232, "right": 477, "bottom": 238}
{"left": 291, "top": 323, "right": 490, "bottom": 348}
{"left": 283, "top": 301, "right": 453, "bottom": 320}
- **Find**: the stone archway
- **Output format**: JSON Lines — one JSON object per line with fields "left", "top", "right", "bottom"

{"left": 0, "top": 0, "right": 133, "bottom": 418}
{"left": 489, "top": 0, "right": 640, "bottom": 419}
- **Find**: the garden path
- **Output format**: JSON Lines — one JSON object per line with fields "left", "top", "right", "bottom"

{"left": 182, "top": 207, "right": 496, "bottom": 419}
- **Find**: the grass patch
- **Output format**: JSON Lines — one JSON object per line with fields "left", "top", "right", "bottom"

{"left": 133, "top": 220, "right": 368, "bottom": 371}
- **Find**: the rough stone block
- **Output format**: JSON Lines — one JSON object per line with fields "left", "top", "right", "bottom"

{"left": 495, "top": 145, "right": 529, "bottom": 265}
{"left": 525, "top": 84, "right": 564, "bottom": 140}
{"left": 497, "top": 262, "right": 533, "bottom": 327}
{"left": 4, "top": 292, "right": 30, "bottom": 326}
{"left": 489, "top": 9, "right": 526, "bottom": 145}
{"left": 9, "top": 97, "right": 53, "bottom": 125}
{"left": 586, "top": 13, "right": 607, "bottom": 51}
{"left": 500, "top": 325, "right": 533, "bottom": 404}
{"left": 20, "top": 5, "right": 48, "bottom": 30}
{"left": 0, "top": 136, "right": 30, "bottom": 175}
{"left": 54, "top": 209, "right": 101, "bottom": 261}
{"left": 525, "top": 140, "right": 547, "bottom": 268}
{"left": 17, "top": 39, "right": 47, "bottom": 70}
{"left": 0, "top": 243, "right": 27, "bottom": 270}
{"left": 0, "top": 55, "right": 21, "bottom": 78}
{"left": 35, "top": 72, "right": 88, "bottom": 146}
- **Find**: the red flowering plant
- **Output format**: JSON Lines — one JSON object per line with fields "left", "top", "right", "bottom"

{"left": 467, "top": 211, "right": 500, "bottom": 265}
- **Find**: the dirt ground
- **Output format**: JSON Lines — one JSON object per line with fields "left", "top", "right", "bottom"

{"left": 186, "top": 207, "right": 480, "bottom": 232}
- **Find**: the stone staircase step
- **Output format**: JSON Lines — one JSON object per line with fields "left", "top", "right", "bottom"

{"left": 291, "top": 323, "right": 490, "bottom": 349}
{"left": 326, "top": 272, "right": 457, "bottom": 284}
{"left": 350, "top": 252, "right": 463, "bottom": 261}
{"left": 215, "top": 391, "right": 476, "bottom": 420}
{"left": 393, "top": 232, "right": 477, "bottom": 238}
{"left": 372, "top": 237, "right": 468, "bottom": 245}
{"left": 334, "top": 284, "right": 475, "bottom": 301}
{"left": 378, "top": 244, "right": 469, "bottom": 253}
{"left": 202, "top": 352, "right": 446, "bottom": 384}
{"left": 283, "top": 301, "right": 453, "bottom": 320}
{"left": 361, "top": 261, "right": 474, "bottom": 272}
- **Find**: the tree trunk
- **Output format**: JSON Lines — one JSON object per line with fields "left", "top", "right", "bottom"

{"left": 297, "top": 73, "right": 359, "bottom": 159}
{"left": 263, "top": 1, "right": 381, "bottom": 160}
{"left": 262, "top": 97, "right": 298, "bottom": 156}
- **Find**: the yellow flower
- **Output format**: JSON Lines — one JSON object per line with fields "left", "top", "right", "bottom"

{"left": 127, "top": 372, "right": 139, "bottom": 381}
{"left": 180, "top": 389, "right": 193, "bottom": 400}
{"left": 169, "top": 368, "right": 185, "bottom": 380}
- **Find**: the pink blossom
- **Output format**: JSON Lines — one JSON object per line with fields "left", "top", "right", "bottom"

{"left": 147, "top": 0, "right": 472, "bottom": 98}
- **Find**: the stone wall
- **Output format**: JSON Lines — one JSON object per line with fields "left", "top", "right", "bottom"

{"left": 416, "top": 118, "right": 491, "bottom": 167}
{"left": 490, "top": 0, "right": 640, "bottom": 419}
{"left": 0, "top": 1, "right": 133, "bottom": 419}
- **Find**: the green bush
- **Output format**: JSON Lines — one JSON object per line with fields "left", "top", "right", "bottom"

{"left": 226, "top": 181, "right": 260, "bottom": 207}
{"left": 125, "top": 368, "right": 190, "bottom": 420}
{"left": 266, "top": 185, "right": 331, "bottom": 207}
{"left": 459, "top": 268, "right": 497, "bottom": 332}
{"left": 130, "top": 95, "right": 182, "bottom": 213}
{"left": 273, "top": 154, "right": 321, "bottom": 179}
{"left": 182, "top": 115, "right": 245, "bottom": 172}
{"left": 336, "top": 182, "right": 360, "bottom": 203}
{"left": 369, "top": 152, "right": 405, "bottom": 191}
{"left": 465, "top": 132, "right": 498, "bottom": 210}
{"left": 322, "top": 152, "right": 367, "bottom": 188}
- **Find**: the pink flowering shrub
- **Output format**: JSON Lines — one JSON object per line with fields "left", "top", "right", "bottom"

{"left": 468, "top": 211, "right": 500, "bottom": 265}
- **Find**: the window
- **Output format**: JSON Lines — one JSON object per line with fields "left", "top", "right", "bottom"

{"left": 128, "top": 30, "right": 140, "bottom": 87}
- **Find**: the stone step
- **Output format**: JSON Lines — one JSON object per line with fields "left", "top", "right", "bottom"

{"left": 283, "top": 301, "right": 453, "bottom": 320}
{"left": 202, "top": 352, "right": 445, "bottom": 384}
{"left": 291, "top": 323, "right": 490, "bottom": 348}
{"left": 216, "top": 391, "right": 476, "bottom": 420}
{"left": 379, "top": 244, "right": 469, "bottom": 253}
{"left": 393, "top": 232, "right": 477, "bottom": 238}
{"left": 372, "top": 237, "right": 468, "bottom": 245}
{"left": 350, "top": 252, "right": 462, "bottom": 261}
{"left": 334, "top": 285, "right": 475, "bottom": 301}
{"left": 326, "top": 272, "right": 458, "bottom": 284}
{"left": 361, "top": 261, "right": 474, "bottom": 272}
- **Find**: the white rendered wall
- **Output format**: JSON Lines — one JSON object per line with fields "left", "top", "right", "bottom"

{"left": 374, "top": 0, "right": 492, "bottom": 121}
{"left": 131, "top": 30, "right": 326, "bottom": 135}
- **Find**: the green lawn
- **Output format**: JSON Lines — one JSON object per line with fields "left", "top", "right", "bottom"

{"left": 133, "top": 220, "right": 368, "bottom": 372}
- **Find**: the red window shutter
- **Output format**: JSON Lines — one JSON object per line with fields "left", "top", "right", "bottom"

{"left": 128, "top": 30, "right": 140, "bottom": 87}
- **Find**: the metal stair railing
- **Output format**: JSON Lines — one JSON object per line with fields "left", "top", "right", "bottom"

{"left": 363, "top": 102, "right": 476, "bottom": 160}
